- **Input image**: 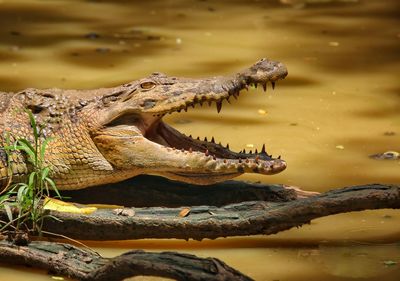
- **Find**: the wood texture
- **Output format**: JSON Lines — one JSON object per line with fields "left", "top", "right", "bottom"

{"left": 0, "top": 240, "right": 252, "bottom": 281}
{"left": 29, "top": 183, "right": 400, "bottom": 240}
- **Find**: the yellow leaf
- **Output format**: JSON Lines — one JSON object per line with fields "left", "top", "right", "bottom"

{"left": 43, "top": 197, "right": 97, "bottom": 214}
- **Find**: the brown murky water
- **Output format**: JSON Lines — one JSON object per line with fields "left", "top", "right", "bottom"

{"left": 0, "top": 0, "right": 399, "bottom": 280}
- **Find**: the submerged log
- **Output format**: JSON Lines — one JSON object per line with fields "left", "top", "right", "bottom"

{"left": 0, "top": 240, "right": 253, "bottom": 281}
{"left": 6, "top": 183, "right": 396, "bottom": 241}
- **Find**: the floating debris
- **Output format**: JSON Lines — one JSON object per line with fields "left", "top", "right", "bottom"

{"left": 84, "top": 32, "right": 100, "bottom": 39}
{"left": 329, "top": 41, "right": 340, "bottom": 47}
{"left": 383, "top": 131, "right": 396, "bottom": 136}
{"left": 369, "top": 151, "right": 400, "bottom": 160}
{"left": 335, "top": 145, "right": 344, "bottom": 150}
{"left": 382, "top": 260, "right": 397, "bottom": 267}
{"left": 258, "top": 109, "right": 267, "bottom": 115}
{"left": 95, "top": 47, "right": 110, "bottom": 53}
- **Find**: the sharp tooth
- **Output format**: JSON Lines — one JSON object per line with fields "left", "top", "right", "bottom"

{"left": 216, "top": 101, "right": 222, "bottom": 113}
{"left": 226, "top": 96, "right": 231, "bottom": 104}
{"left": 278, "top": 155, "right": 281, "bottom": 159}
{"left": 189, "top": 134, "right": 192, "bottom": 138}
{"left": 255, "top": 148, "right": 258, "bottom": 154}
{"left": 191, "top": 104, "right": 195, "bottom": 108}
{"left": 204, "top": 137, "right": 208, "bottom": 142}
{"left": 254, "top": 83, "right": 258, "bottom": 89}
{"left": 262, "top": 83, "right": 267, "bottom": 91}
{"left": 184, "top": 107, "right": 188, "bottom": 112}
{"left": 261, "top": 144, "right": 266, "bottom": 154}
{"left": 272, "top": 81, "right": 275, "bottom": 90}
{"left": 196, "top": 137, "right": 200, "bottom": 140}
{"left": 211, "top": 137, "right": 215, "bottom": 143}
{"left": 243, "top": 149, "right": 246, "bottom": 154}
{"left": 226, "top": 143, "right": 230, "bottom": 149}
{"left": 249, "top": 150, "right": 252, "bottom": 154}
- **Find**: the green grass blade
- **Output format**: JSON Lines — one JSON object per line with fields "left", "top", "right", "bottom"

{"left": 25, "top": 109, "right": 39, "bottom": 140}
{"left": 16, "top": 185, "right": 28, "bottom": 204}
{"left": 41, "top": 167, "right": 50, "bottom": 181}
{"left": 15, "top": 139, "right": 36, "bottom": 162}
{"left": 45, "top": 177, "right": 62, "bottom": 199}
{"left": 3, "top": 203, "right": 13, "bottom": 222}
{"left": 40, "top": 138, "right": 53, "bottom": 160}
{"left": 28, "top": 172, "right": 36, "bottom": 189}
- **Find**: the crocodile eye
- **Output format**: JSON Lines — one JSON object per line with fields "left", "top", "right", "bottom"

{"left": 140, "top": 81, "right": 156, "bottom": 90}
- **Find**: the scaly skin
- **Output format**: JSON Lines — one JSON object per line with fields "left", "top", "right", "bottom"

{"left": 0, "top": 58, "right": 288, "bottom": 190}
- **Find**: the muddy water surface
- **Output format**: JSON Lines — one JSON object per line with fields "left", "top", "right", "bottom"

{"left": 0, "top": 0, "right": 399, "bottom": 280}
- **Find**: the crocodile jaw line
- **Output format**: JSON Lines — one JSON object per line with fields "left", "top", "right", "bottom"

{"left": 93, "top": 58, "right": 288, "bottom": 185}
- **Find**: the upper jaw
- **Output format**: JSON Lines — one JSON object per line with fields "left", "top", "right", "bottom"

{"left": 142, "top": 58, "right": 288, "bottom": 116}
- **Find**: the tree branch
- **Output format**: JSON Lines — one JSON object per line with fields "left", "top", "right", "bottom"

{"left": 23, "top": 183, "right": 398, "bottom": 241}
{"left": 0, "top": 240, "right": 252, "bottom": 281}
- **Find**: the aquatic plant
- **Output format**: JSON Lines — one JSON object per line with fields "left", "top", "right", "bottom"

{"left": 0, "top": 109, "right": 61, "bottom": 243}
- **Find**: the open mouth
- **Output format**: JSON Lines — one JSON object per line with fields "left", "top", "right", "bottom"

{"left": 109, "top": 80, "right": 286, "bottom": 176}
{"left": 95, "top": 58, "right": 288, "bottom": 183}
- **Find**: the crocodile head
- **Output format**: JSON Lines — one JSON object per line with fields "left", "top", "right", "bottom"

{"left": 89, "top": 58, "right": 288, "bottom": 185}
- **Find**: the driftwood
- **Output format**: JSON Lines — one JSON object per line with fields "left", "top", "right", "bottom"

{"left": 1, "top": 181, "right": 399, "bottom": 280}
{"left": 0, "top": 240, "right": 252, "bottom": 281}
{"left": 4, "top": 183, "right": 396, "bottom": 241}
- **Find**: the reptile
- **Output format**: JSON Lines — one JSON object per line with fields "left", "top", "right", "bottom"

{"left": 0, "top": 58, "right": 288, "bottom": 190}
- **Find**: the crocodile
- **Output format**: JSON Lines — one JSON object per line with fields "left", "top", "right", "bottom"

{"left": 0, "top": 58, "right": 288, "bottom": 190}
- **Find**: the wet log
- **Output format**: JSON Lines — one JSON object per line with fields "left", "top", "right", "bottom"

{"left": 15, "top": 183, "right": 399, "bottom": 241}
{"left": 60, "top": 175, "right": 299, "bottom": 207}
{"left": 0, "top": 240, "right": 252, "bottom": 281}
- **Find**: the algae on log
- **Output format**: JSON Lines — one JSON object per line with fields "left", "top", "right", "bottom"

{"left": 0, "top": 240, "right": 253, "bottom": 281}
{"left": 2, "top": 183, "right": 396, "bottom": 241}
